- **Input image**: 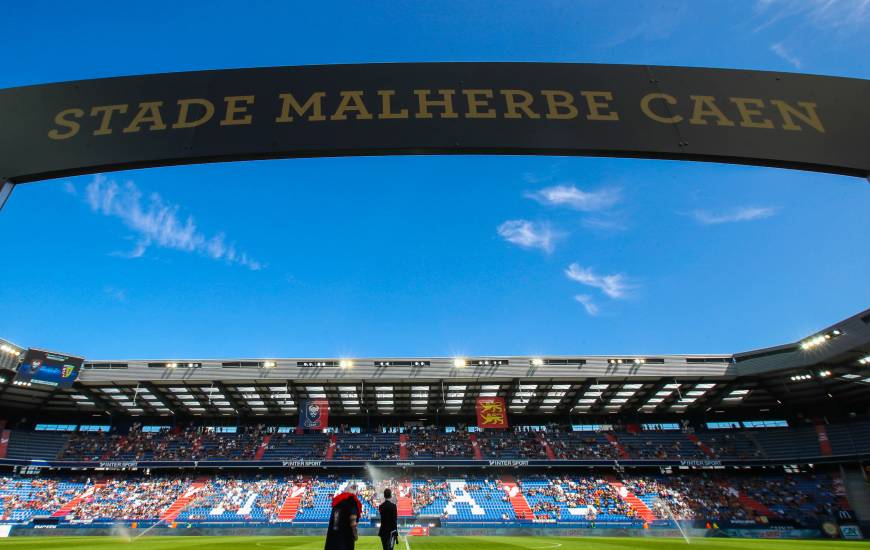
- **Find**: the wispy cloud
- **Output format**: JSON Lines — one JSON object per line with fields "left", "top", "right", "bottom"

{"left": 497, "top": 220, "right": 557, "bottom": 253}
{"left": 598, "top": 3, "right": 687, "bottom": 47}
{"left": 84, "top": 175, "right": 263, "bottom": 270}
{"left": 103, "top": 286, "right": 128, "bottom": 303}
{"left": 526, "top": 184, "right": 621, "bottom": 212}
{"left": 574, "top": 294, "right": 600, "bottom": 316}
{"left": 770, "top": 42, "right": 802, "bottom": 68}
{"left": 754, "top": 0, "right": 870, "bottom": 32}
{"left": 582, "top": 217, "right": 627, "bottom": 233}
{"left": 691, "top": 206, "right": 778, "bottom": 225}
{"left": 565, "top": 263, "right": 631, "bottom": 299}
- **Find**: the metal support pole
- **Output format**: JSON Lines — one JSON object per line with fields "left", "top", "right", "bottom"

{"left": 0, "top": 180, "right": 13, "bottom": 211}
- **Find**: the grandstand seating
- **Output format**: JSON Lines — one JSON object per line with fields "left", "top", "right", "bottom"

{"left": 5, "top": 430, "right": 69, "bottom": 461}
{"left": 0, "top": 472, "right": 851, "bottom": 528}
{"left": 333, "top": 433, "right": 399, "bottom": 460}
{"left": 13, "top": 418, "right": 870, "bottom": 464}
{"left": 260, "top": 433, "right": 329, "bottom": 460}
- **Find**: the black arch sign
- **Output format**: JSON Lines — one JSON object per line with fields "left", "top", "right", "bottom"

{"left": 0, "top": 63, "right": 868, "bottom": 186}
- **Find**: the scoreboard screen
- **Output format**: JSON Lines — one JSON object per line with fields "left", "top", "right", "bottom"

{"left": 16, "top": 349, "right": 83, "bottom": 388}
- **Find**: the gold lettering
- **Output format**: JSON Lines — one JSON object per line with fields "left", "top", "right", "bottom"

{"left": 275, "top": 92, "right": 326, "bottom": 122}
{"left": 540, "top": 90, "right": 578, "bottom": 120}
{"left": 770, "top": 100, "right": 825, "bottom": 133}
{"left": 413, "top": 89, "right": 458, "bottom": 119}
{"left": 331, "top": 91, "right": 373, "bottom": 121}
{"left": 500, "top": 90, "right": 540, "bottom": 119}
{"left": 90, "top": 105, "right": 128, "bottom": 135}
{"left": 123, "top": 101, "right": 167, "bottom": 133}
{"left": 173, "top": 98, "right": 215, "bottom": 129}
{"left": 48, "top": 108, "right": 84, "bottom": 140}
{"left": 689, "top": 95, "right": 734, "bottom": 126}
{"left": 221, "top": 95, "right": 254, "bottom": 126}
{"left": 377, "top": 90, "right": 408, "bottom": 119}
{"left": 580, "top": 91, "right": 619, "bottom": 121}
{"left": 640, "top": 93, "right": 683, "bottom": 124}
{"left": 729, "top": 98, "right": 774, "bottom": 129}
{"left": 462, "top": 89, "right": 496, "bottom": 119}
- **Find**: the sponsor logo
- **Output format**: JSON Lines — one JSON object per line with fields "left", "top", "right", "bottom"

{"left": 679, "top": 459, "right": 722, "bottom": 467}
{"left": 99, "top": 461, "right": 138, "bottom": 468}
{"left": 282, "top": 460, "right": 323, "bottom": 467}
{"left": 488, "top": 460, "right": 529, "bottom": 467}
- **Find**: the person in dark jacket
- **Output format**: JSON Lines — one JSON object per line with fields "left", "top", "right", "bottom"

{"left": 378, "top": 488, "right": 398, "bottom": 550}
{"left": 325, "top": 484, "right": 362, "bottom": 550}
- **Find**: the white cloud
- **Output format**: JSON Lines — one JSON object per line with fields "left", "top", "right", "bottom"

{"left": 691, "top": 206, "right": 778, "bottom": 225}
{"left": 103, "top": 286, "right": 127, "bottom": 303}
{"left": 574, "top": 294, "right": 600, "bottom": 316}
{"left": 62, "top": 181, "right": 77, "bottom": 196}
{"left": 770, "top": 42, "right": 801, "bottom": 68}
{"left": 525, "top": 184, "right": 621, "bottom": 212}
{"left": 497, "top": 220, "right": 557, "bottom": 253}
{"left": 84, "top": 174, "right": 263, "bottom": 270}
{"left": 755, "top": 0, "right": 870, "bottom": 32}
{"left": 565, "top": 263, "right": 631, "bottom": 299}
{"left": 582, "top": 217, "right": 627, "bottom": 233}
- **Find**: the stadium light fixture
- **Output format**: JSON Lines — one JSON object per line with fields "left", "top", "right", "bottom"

{"left": 817, "top": 370, "right": 832, "bottom": 378}
{"left": 801, "top": 329, "right": 843, "bottom": 350}
{"left": 263, "top": 361, "right": 276, "bottom": 368}
{"left": 858, "top": 356, "right": 870, "bottom": 365}
{"left": 166, "top": 362, "right": 178, "bottom": 368}
{"left": 530, "top": 358, "right": 544, "bottom": 366}
{"left": 339, "top": 360, "right": 353, "bottom": 368}
{"left": 453, "top": 358, "right": 467, "bottom": 368}
{"left": 0, "top": 344, "right": 20, "bottom": 356}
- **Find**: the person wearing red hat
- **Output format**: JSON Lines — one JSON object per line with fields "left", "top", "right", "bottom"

{"left": 325, "top": 483, "right": 362, "bottom": 550}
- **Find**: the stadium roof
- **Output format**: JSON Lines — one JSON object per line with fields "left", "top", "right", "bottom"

{"left": 1, "top": 308, "right": 869, "bottom": 419}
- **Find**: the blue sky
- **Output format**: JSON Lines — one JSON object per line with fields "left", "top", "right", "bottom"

{"left": 1, "top": 1, "right": 868, "bottom": 359}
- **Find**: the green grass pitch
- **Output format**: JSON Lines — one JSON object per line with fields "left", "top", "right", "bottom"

{"left": 0, "top": 536, "right": 863, "bottom": 550}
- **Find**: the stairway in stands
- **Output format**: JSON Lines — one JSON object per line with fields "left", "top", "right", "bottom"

{"left": 686, "top": 433, "right": 715, "bottom": 458}
{"left": 397, "top": 481, "right": 414, "bottom": 517}
{"left": 52, "top": 482, "right": 104, "bottom": 517}
{"left": 469, "top": 434, "right": 482, "bottom": 459}
{"left": 604, "top": 433, "right": 631, "bottom": 459}
{"left": 325, "top": 434, "right": 337, "bottom": 459}
{"left": 738, "top": 493, "right": 775, "bottom": 518}
{"left": 277, "top": 484, "right": 307, "bottom": 521}
{"left": 160, "top": 478, "right": 207, "bottom": 522}
{"left": 254, "top": 434, "right": 271, "bottom": 460}
{"left": 399, "top": 434, "right": 409, "bottom": 459}
{"left": 501, "top": 476, "right": 534, "bottom": 520}
{"left": 607, "top": 479, "right": 655, "bottom": 522}
{"left": 536, "top": 433, "right": 556, "bottom": 459}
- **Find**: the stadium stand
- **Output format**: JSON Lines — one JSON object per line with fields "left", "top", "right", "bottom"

{"left": 0, "top": 419, "right": 862, "bottom": 463}
{"left": 5, "top": 430, "right": 70, "bottom": 461}
{"left": 0, "top": 471, "right": 851, "bottom": 529}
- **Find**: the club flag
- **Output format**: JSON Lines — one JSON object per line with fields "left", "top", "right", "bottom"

{"left": 299, "top": 399, "right": 329, "bottom": 430}
{"left": 476, "top": 397, "right": 509, "bottom": 429}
